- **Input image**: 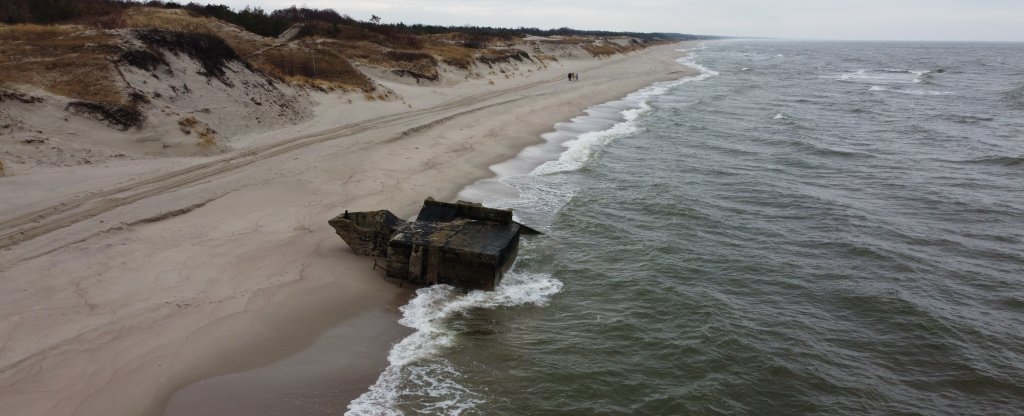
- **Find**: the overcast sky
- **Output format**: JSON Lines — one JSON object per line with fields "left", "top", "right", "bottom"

{"left": 206, "top": 0, "right": 1024, "bottom": 41}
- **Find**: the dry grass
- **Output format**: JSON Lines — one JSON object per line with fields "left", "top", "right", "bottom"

{"left": 178, "top": 115, "right": 200, "bottom": 134}
{"left": 0, "top": 23, "right": 125, "bottom": 105}
{"left": 118, "top": 8, "right": 216, "bottom": 35}
{"left": 328, "top": 40, "right": 397, "bottom": 68}
{"left": 581, "top": 40, "right": 645, "bottom": 57}
{"left": 581, "top": 43, "right": 619, "bottom": 57}
{"left": 0, "top": 159, "right": 6, "bottom": 177}
{"left": 115, "top": 8, "right": 384, "bottom": 91}
{"left": 533, "top": 53, "right": 557, "bottom": 63}
{"left": 219, "top": 30, "right": 272, "bottom": 58}
{"left": 2, "top": 9, "right": 378, "bottom": 101}
{"left": 321, "top": 39, "right": 440, "bottom": 82}
{"left": 422, "top": 42, "right": 476, "bottom": 69}
{"left": 385, "top": 50, "right": 438, "bottom": 79}
{"left": 197, "top": 129, "right": 216, "bottom": 150}
{"left": 250, "top": 42, "right": 374, "bottom": 91}
{"left": 345, "top": 43, "right": 409, "bottom": 71}
{"left": 120, "top": 8, "right": 273, "bottom": 57}
{"left": 178, "top": 116, "right": 217, "bottom": 150}
{"left": 0, "top": 24, "right": 79, "bottom": 41}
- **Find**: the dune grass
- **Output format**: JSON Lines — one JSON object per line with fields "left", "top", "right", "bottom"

{"left": 250, "top": 42, "right": 374, "bottom": 91}
{"left": 0, "top": 23, "right": 124, "bottom": 105}
{"left": 1, "top": 5, "right": 660, "bottom": 109}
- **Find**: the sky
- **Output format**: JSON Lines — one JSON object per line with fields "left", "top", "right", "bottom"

{"left": 207, "top": 0, "right": 1024, "bottom": 41}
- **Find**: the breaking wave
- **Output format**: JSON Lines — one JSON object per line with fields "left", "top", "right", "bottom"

{"left": 459, "top": 46, "right": 718, "bottom": 218}
{"left": 868, "top": 85, "right": 953, "bottom": 95}
{"left": 532, "top": 52, "right": 719, "bottom": 176}
{"left": 346, "top": 272, "right": 563, "bottom": 415}
{"left": 1005, "top": 85, "right": 1024, "bottom": 108}
{"left": 948, "top": 155, "right": 1024, "bottom": 167}
{"left": 939, "top": 114, "right": 995, "bottom": 124}
{"left": 839, "top": 68, "right": 932, "bottom": 84}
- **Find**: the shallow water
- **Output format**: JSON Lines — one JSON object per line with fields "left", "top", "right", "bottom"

{"left": 350, "top": 41, "right": 1024, "bottom": 415}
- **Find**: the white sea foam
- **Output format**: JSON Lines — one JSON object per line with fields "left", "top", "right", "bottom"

{"left": 773, "top": 113, "right": 786, "bottom": 119}
{"left": 531, "top": 102, "right": 647, "bottom": 175}
{"left": 458, "top": 46, "right": 718, "bottom": 217}
{"left": 869, "top": 85, "right": 954, "bottom": 95}
{"left": 838, "top": 68, "right": 932, "bottom": 84}
{"left": 910, "top": 70, "right": 929, "bottom": 83}
{"left": 346, "top": 272, "right": 563, "bottom": 415}
{"left": 531, "top": 51, "right": 719, "bottom": 176}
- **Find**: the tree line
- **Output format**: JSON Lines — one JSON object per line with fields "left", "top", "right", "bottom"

{"left": 0, "top": 0, "right": 712, "bottom": 41}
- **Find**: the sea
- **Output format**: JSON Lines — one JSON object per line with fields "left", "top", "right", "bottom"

{"left": 348, "top": 41, "right": 1024, "bottom": 415}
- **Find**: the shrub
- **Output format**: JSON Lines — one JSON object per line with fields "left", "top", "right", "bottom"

{"left": 133, "top": 29, "right": 245, "bottom": 83}
{"left": 197, "top": 129, "right": 216, "bottom": 149}
{"left": 177, "top": 115, "right": 199, "bottom": 133}
{"left": 477, "top": 48, "right": 531, "bottom": 65}
{"left": 66, "top": 101, "right": 145, "bottom": 130}
{"left": 386, "top": 50, "right": 435, "bottom": 64}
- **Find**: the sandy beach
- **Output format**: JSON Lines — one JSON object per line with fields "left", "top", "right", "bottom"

{"left": 0, "top": 42, "right": 697, "bottom": 415}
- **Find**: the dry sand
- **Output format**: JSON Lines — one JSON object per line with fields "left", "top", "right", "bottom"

{"left": 0, "top": 42, "right": 698, "bottom": 415}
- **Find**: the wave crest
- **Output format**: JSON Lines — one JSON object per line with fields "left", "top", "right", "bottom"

{"left": 869, "top": 85, "right": 953, "bottom": 96}
{"left": 346, "top": 272, "right": 563, "bottom": 415}
{"left": 839, "top": 68, "right": 933, "bottom": 85}
{"left": 950, "top": 155, "right": 1024, "bottom": 167}
{"left": 1005, "top": 85, "right": 1024, "bottom": 108}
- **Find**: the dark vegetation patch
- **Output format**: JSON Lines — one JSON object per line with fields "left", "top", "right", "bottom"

{"left": 66, "top": 101, "right": 145, "bottom": 130}
{"left": 460, "top": 40, "right": 488, "bottom": 49}
{"left": 392, "top": 69, "right": 439, "bottom": 83}
{"left": 477, "top": 49, "right": 531, "bottom": 66}
{"left": 440, "top": 56, "right": 474, "bottom": 69}
{"left": 1, "top": 0, "right": 126, "bottom": 25}
{"left": 0, "top": 89, "right": 44, "bottom": 104}
{"left": 128, "top": 199, "right": 213, "bottom": 225}
{"left": 119, "top": 48, "right": 167, "bottom": 71}
{"left": 133, "top": 29, "right": 245, "bottom": 84}
{"left": 128, "top": 91, "right": 150, "bottom": 104}
{"left": 382, "top": 51, "right": 439, "bottom": 82}
{"left": 386, "top": 50, "right": 437, "bottom": 65}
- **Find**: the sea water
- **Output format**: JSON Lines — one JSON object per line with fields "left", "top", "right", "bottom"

{"left": 348, "top": 41, "right": 1024, "bottom": 415}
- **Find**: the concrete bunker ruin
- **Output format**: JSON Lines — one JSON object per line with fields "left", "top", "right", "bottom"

{"left": 329, "top": 198, "right": 538, "bottom": 291}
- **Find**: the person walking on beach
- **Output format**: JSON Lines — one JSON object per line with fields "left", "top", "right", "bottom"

{"left": 568, "top": 72, "right": 574, "bottom": 82}
{"left": 573, "top": 72, "right": 580, "bottom": 82}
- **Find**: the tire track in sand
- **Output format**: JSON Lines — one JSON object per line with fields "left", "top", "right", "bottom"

{"left": 0, "top": 76, "right": 559, "bottom": 253}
